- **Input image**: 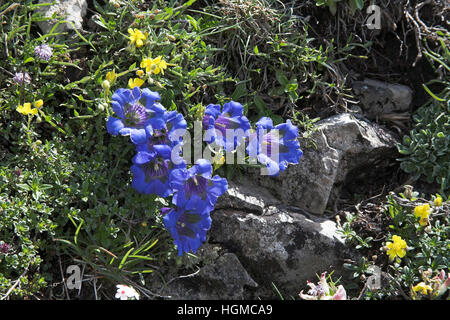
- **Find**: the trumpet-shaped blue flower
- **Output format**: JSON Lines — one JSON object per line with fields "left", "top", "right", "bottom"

{"left": 247, "top": 117, "right": 303, "bottom": 176}
{"left": 136, "top": 110, "right": 187, "bottom": 152}
{"left": 170, "top": 159, "right": 228, "bottom": 211}
{"left": 130, "top": 145, "right": 185, "bottom": 197}
{"left": 202, "top": 101, "right": 250, "bottom": 152}
{"left": 161, "top": 199, "right": 212, "bottom": 256}
{"left": 107, "top": 87, "right": 166, "bottom": 144}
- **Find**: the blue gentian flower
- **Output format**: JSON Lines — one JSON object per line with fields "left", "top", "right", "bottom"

{"left": 107, "top": 87, "right": 166, "bottom": 144}
{"left": 170, "top": 159, "right": 228, "bottom": 211}
{"left": 202, "top": 101, "right": 250, "bottom": 152}
{"left": 161, "top": 199, "right": 212, "bottom": 256}
{"left": 247, "top": 117, "right": 303, "bottom": 176}
{"left": 136, "top": 110, "right": 187, "bottom": 151}
{"left": 130, "top": 145, "right": 185, "bottom": 197}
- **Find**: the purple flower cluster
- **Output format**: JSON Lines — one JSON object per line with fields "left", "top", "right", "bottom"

{"left": 34, "top": 43, "right": 53, "bottom": 61}
{"left": 12, "top": 72, "right": 31, "bottom": 85}
{"left": 107, "top": 88, "right": 303, "bottom": 256}
{"left": 0, "top": 241, "right": 10, "bottom": 254}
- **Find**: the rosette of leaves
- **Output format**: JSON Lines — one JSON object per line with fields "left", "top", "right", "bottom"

{"left": 397, "top": 99, "right": 450, "bottom": 189}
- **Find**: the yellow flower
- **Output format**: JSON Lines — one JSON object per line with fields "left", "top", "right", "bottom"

{"left": 34, "top": 99, "right": 43, "bottom": 108}
{"left": 386, "top": 235, "right": 407, "bottom": 261}
{"left": 434, "top": 196, "right": 443, "bottom": 207}
{"left": 414, "top": 204, "right": 431, "bottom": 226}
{"left": 418, "top": 216, "right": 429, "bottom": 227}
{"left": 17, "top": 102, "right": 33, "bottom": 115}
{"left": 141, "top": 56, "right": 167, "bottom": 75}
{"left": 17, "top": 101, "right": 41, "bottom": 115}
{"left": 106, "top": 70, "right": 118, "bottom": 84}
{"left": 141, "top": 221, "right": 147, "bottom": 227}
{"left": 128, "top": 78, "right": 144, "bottom": 89}
{"left": 413, "top": 282, "right": 432, "bottom": 295}
{"left": 128, "top": 28, "right": 147, "bottom": 48}
{"left": 136, "top": 69, "right": 145, "bottom": 78}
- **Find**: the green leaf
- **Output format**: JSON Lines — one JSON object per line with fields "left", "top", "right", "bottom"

{"left": 185, "top": 15, "right": 198, "bottom": 31}
{"left": 254, "top": 95, "right": 268, "bottom": 116}
{"left": 17, "top": 184, "right": 31, "bottom": 191}
{"left": 275, "top": 70, "right": 289, "bottom": 87}
{"left": 231, "top": 82, "right": 248, "bottom": 101}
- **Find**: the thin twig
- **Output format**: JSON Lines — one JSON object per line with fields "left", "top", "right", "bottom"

{"left": 1, "top": 269, "right": 27, "bottom": 300}
{"left": 58, "top": 256, "right": 70, "bottom": 300}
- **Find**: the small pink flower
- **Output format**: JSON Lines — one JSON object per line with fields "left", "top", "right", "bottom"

{"left": 115, "top": 284, "right": 139, "bottom": 300}
{"left": 332, "top": 285, "right": 347, "bottom": 300}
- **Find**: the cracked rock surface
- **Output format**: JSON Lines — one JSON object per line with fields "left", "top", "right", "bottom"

{"left": 352, "top": 78, "right": 413, "bottom": 120}
{"left": 36, "top": 0, "right": 87, "bottom": 34}
{"left": 247, "top": 113, "right": 399, "bottom": 214}
{"left": 209, "top": 206, "right": 356, "bottom": 298}
{"left": 157, "top": 248, "right": 258, "bottom": 300}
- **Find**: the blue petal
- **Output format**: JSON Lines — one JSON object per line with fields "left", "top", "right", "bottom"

{"left": 130, "top": 165, "right": 147, "bottom": 193}
{"left": 112, "top": 88, "right": 132, "bottom": 107}
{"left": 204, "top": 104, "right": 221, "bottom": 119}
{"left": 130, "top": 128, "right": 147, "bottom": 145}
{"left": 153, "top": 144, "right": 173, "bottom": 159}
{"left": 275, "top": 120, "right": 298, "bottom": 140}
{"left": 111, "top": 101, "right": 125, "bottom": 119}
{"left": 256, "top": 117, "right": 274, "bottom": 130}
{"left": 131, "top": 86, "right": 141, "bottom": 101}
{"left": 194, "top": 159, "right": 212, "bottom": 177}
{"left": 258, "top": 153, "right": 280, "bottom": 176}
{"left": 118, "top": 127, "right": 131, "bottom": 136}
{"left": 106, "top": 117, "right": 124, "bottom": 135}
{"left": 132, "top": 151, "right": 155, "bottom": 165}
{"left": 141, "top": 88, "right": 161, "bottom": 108}
{"left": 169, "top": 168, "right": 189, "bottom": 191}
{"left": 222, "top": 101, "right": 244, "bottom": 117}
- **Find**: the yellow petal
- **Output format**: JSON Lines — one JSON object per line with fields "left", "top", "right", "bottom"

{"left": 159, "top": 60, "right": 167, "bottom": 68}
{"left": 136, "top": 70, "right": 145, "bottom": 77}
{"left": 140, "top": 58, "right": 149, "bottom": 68}
{"left": 414, "top": 206, "right": 422, "bottom": 218}
{"left": 16, "top": 105, "right": 25, "bottom": 114}
{"left": 128, "top": 78, "right": 144, "bottom": 88}
{"left": 434, "top": 196, "right": 443, "bottom": 206}
{"left": 34, "top": 99, "right": 43, "bottom": 108}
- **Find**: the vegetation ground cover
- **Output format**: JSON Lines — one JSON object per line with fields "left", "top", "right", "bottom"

{"left": 0, "top": 0, "right": 448, "bottom": 300}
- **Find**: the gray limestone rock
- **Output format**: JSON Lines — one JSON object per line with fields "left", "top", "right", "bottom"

{"left": 36, "top": 0, "right": 88, "bottom": 35}
{"left": 248, "top": 113, "right": 398, "bottom": 214}
{"left": 352, "top": 78, "right": 413, "bottom": 120}
{"left": 159, "top": 250, "right": 258, "bottom": 300}
{"left": 209, "top": 207, "right": 356, "bottom": 298}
